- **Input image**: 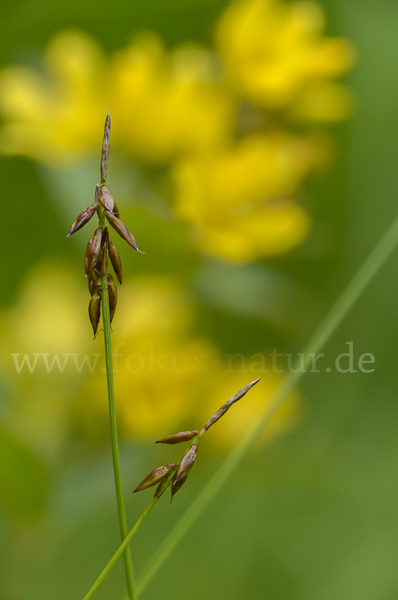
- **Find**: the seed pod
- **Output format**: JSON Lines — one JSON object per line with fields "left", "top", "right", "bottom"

{"left": 88, "top": 292, "right": 101, "bottom": 336}
{"left": 133, "top": 463, "right": 177, "bottom": 493}
{"left": 67, "top": 202, "right": 98, "bottom": 237}
{"left": 84, "top": 228, "right": 103, "bottom": 275}
{"left": 88, "top": 269, "right": 101, "bottom": 296}
{"left": 170, "top": 445, "right": 198, "bottom": 503}
{"left": 108, "top": 239, "right": 123, "bottom": 284}
{"left": 107, "top": 274, "right": 118, "bottom": 323}
{"left": 104, "top": 210, "right": 144, "bottom": 253}
{"left": 155, "top": 430, "right": 199, "bottom": 445}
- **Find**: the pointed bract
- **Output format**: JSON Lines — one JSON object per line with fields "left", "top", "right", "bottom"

{"left": 107, "top": 274, "right": 118, "bottom": 323}
{"left": 104, "top": 210, "right": 144, "bottom": 253}
{"left": 155, "top": 430, "right": 200, "bottom": 445}
{"left": 84, "top": 228, "right": 103, "bottom": 275}
{"left": 170, "top": 445, "right": 198, "bottom": 503}
{"left": 133, "top": 463, "right": 177, "bottom": 493}
{"left": 88, "top": 292, "right": 101, "bottom": 336}
{"left": 67, "top": 203, "right": 98, "bottom": 237}
{"left": 108, "top": 239, "right": 123, "bottom": 284}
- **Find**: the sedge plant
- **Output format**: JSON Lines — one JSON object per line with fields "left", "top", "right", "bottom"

{"left": 68, "top": 113, "right": 262, "bottom": 599}
{"left": 69, "top": 113, "right": 398, "bottom": 600}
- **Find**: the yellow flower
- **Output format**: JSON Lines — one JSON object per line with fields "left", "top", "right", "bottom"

{"left": 0, "top": 31, "right": 230, "bottom": 166}
{"left": 173, "top": 132, "right": 328, "bottom": 261}
{"left": 216, "top": 0, "right": 356, "bottom": 120}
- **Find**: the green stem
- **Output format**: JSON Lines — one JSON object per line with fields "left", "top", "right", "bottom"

{"left": 88, "top": 211, "right": 398, "bottom": 599}
{"left": 100, "top": 269, "right": 135, "bottom": 600}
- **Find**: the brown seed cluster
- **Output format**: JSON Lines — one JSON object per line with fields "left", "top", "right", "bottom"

{"left": 133, "top": 377, "right": 262, "bottom": 503}
{"left": 67, "top": 112, "right": 143, "bottom": 336}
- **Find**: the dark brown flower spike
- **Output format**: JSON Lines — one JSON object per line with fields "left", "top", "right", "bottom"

{"left": 100, "top": 238, "right": 109, "bottom": 277}
{"left": 107, "top": 274, "right": 118, "bottom": 323}
{"left": 203, "top": 377, "right": 262, "bottom": 432}
{"left": 104, "top": 210, "right": 144, "bottom": 254}
{"left": 67, "top": 203, "right": 98, "bottom": 237}
{"left": 101, "top": 111, "right": 111, "bottom": 184}
{"left": 84, "top": 228, "right": 103, "bottom": 275}
{"left": 155, "top": 430, "right": 200, "bottom": 445}
{"left": 170, "top": 445, "right": 198, "bottom": 503}
{"left": 133, "top": 463, "right": 177, "bottom": 493}
{"left": 108, "top": 239, "right": 123, "bottom": 284}
{"left": 88, "top": 292, "right": 101, "bottom": 336}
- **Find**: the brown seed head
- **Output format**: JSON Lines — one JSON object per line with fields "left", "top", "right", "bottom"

{"left": 133, "top": 463, "right": 177, "bottom": 493}
{"left": 84, "top": 228, "right": 103, "bottom": 275}
{"left": 155, "top": 430, "right": 200, "bottom": 445}
{"left": 88, "top": 292, "right": 101, "bottom": 336}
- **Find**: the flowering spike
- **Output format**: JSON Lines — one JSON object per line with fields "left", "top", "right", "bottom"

{"left": 170, "top": 445, "right": 198, "bottom": 503}
{"left": 108, "top": 239, "right": 123, "bottom": 284}
{"left": 133, "top": 463, "right": 177, "bottom": 493}
{"left": 88, "top": 292, "right": 101, "bottom": 336}
{"left": 84, "top": 228, "right": 103, "bottom": 275}
{"left": 104, "top": 210, "right": 144, "bottom": 254}
{"left": 101, "top": 111, "right": 111, "bottom": 183}
{"left": 67, "top": 203, "right": 98, "bottom": 237}
{"left": 203, "top": 377, "right": 262, "bottom": 432}
{"left": 155, "top": 430, "right": 200, "bottom": 445}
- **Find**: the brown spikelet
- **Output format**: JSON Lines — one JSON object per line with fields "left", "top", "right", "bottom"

{"left": 84, "top": 228, "right": 103, "bottom": 275}
{"left": 88, "top": 292, "right": 101, "bottom": 336}
{"left": 67, "top": 203, "right": 98, "bottom": 237}
{"left": 104, "top": 211, "right": 144, "bottom": 253}
{"left": 108, "top": 240, "right": 123, "bottom": 284}
{"left": 133, "top": 463, "right": 177, "bottom": 493}
{"left": 170, "top": 445, "right": 198, "bottom": 503}
{"left": 155, "top": 430, "right": 200, "bottom": 445}
{"left": 203, "top": 377, "right": 262, "bottom": 432}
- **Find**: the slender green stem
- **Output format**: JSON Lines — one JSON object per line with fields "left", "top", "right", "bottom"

{"left": 101, "top": 267, "right": 135, "bottom": 599}
{"left": 88, "top": 211, "right": 398, "bottom": 600}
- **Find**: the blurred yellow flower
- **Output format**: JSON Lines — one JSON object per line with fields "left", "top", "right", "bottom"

{"left": 217, "top": 0, "right": 355, "bottom": 119}
{"left": 173, "top": 132, "right": 329, "bottom": 261}
{"left": 0, "top": 0, "right": 355, "bottom": 262}
{"left": 0, "top": 31, "right": 230, "bottom": 165}
{"left": 0, "top": 263, "right": 298, "bottom": 447}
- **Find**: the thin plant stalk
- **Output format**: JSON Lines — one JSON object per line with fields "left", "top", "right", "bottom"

{"left": 84, "top": 209, "right": 398, "bottom": 600}
{"left": 100, "top": 268, "right": 136, "bottom": 600}
{"left": 99, "top": 113, "right": 135, "bottom": 600}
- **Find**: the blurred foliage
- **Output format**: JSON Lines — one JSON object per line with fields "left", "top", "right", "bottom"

{"left": 0, "top": 0, "right": 398, "bottom": 599}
